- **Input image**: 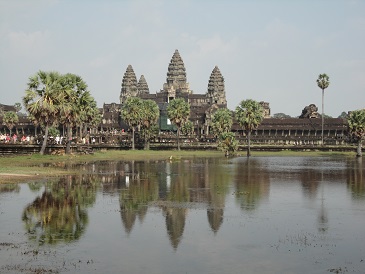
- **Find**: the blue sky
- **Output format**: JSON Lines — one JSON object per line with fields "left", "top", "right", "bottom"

{"left": 1, "top": 0, "right": 364, "bottom": 117}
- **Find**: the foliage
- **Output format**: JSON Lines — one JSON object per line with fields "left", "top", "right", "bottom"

{"left": 14, "top": 102, "right": 22, "bottom": 113}
{"left": 48, "top": 126, "right": 60, "bottom": 138}
{"left": 181, "top": 120, "right": 194, "bottom": 136}
{"left": 2, "top": 111, "right": 19, "bottom": 134}
{"left": 235, "top": 99, "right": 264, "bottom": 157}
{"left": 317, "top": 74, "right": 330, "bottom": 91}
{"left": 348, "top": 109, "right": 365, "bottom": 157}
{"left": 23, "top": 71, "right": 63, "bottom": 154}
{"left": 211, "top": 108, "right": 233, "bottom": 137}
{"left": 272, "top": 113, "right": 291, "bottom": 118}
{"left": 140, "top": 100, "right": 160, "bottom": 149}
{"left": 338, "top": 111, "right": 349, "bottom": 119}
{"left": 217, "top": 132, "right": 238, "bottom": 157}
{"left": 167, "top": 98, "right": 190, "bottom": 150}
{"left": 121, "top": 97, "right": 144, "bottom": 150}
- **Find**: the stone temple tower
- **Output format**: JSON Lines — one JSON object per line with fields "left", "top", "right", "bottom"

{"left": 137, "top": 75, "right": 150, "bottom": 95}
{"left": 162, "top": 49, "right": 191, "bottom": 100}
{"left": 120, "top": 64, "right": 138, "bottom": 104}
{"left": 207, "top": 66, "right": 227, "bottom": 106}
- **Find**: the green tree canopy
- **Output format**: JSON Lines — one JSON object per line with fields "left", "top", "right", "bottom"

{"left": 235, "top": 99, "right": 264, "bottom": 157}
{"left": 211, "top": 108, "right": 233, "bottom": 137}
{"left": 2, "top": 111, "right": 19, "bottom": 135}
{"left": 121, "top": 97, "right": 144, "bottom": 150}
{"left": 348, "top": 109, "right": 365, "bottom": 157}
{"left": 23, "top": 71, "right": 63, "bottom": 154}
{"left": 140, "top": 99, "right": 160, "bottom": 150}
{"left": 167, "top": 98, "right": 190, "bottom": 151}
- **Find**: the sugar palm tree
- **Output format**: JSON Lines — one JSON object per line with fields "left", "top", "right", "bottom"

{"left": 348, "top": 109, "right": 365, "bottom": 157}
{"left": 23, "top": 71, "right": 62, "bottom": 155}
{"left": 166, "top": 98, "right": 190, "bottom": 151}
{"left": 235, "top": 99, "right": 264, "bottom": 157}
{"left": 3, "top": 111, "right": 18, "bottom": 135}
{"left": 211, "top": 108, "right": 233, "bottom": 137}
{"left": 121, "top": 97, "right": 143, "bottom": 150}
{"left": 140, "top": 99, "right": 160, "bottom": 150}
{"left": 317, "top": 74, "right": 330, "bottom": 145}
{"left": 59, "top": 73, "right": 89, "bottom": 154}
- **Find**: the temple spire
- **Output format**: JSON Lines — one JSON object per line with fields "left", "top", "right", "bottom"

{"left": 120, "top": 64, "right": 138, "bottom": 104}
{"left": 207, "top": 66, "right": 227, "bottom": 106}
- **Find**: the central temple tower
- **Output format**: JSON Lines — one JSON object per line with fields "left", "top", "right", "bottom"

{"left": 162, "top": 49, "right": 191, "bottom": 100}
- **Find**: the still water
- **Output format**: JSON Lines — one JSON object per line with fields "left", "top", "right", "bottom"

{"left": 0, "top": 156, "right": 364, "bottom": 274}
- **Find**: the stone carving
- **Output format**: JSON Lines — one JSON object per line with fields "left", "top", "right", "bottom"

{"left": 137, "top": 75, "right": 149, "bottom": 95}
{"left": 299, "top": 104, "right": 320, "bottom": 118}
{"left": 120, "top": 65, "right": 138, "bottom": 104}
{"left": 207, "top": 66, "right": 227, "bottom": 106}
{"left": 163, "top": 49, "right": 191, "bottom": 95}
{"left": 259, "top": 101, "right": 271, "bottom": 118}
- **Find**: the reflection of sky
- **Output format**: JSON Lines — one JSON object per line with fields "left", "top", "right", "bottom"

{"left": 0, "top": 157, "right": 365, "bottom": 274}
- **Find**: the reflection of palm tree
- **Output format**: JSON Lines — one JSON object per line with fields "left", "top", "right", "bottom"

{"left": 0, "top": 184, "right": 20, "bottom": 193}
{"left": 22, "top": 176, "right": 98, "bottom": 245}
{"left": 347, "top": 157, "right": 365, "bottom": 200}
{"left": 22, "top": 190, "right": 88, "bottom": 244}
{"left": 234, "top": 158, "right": 270, "bottom": 211}
{"left": 317, "top": 186, "right": 328, "bottom": 233}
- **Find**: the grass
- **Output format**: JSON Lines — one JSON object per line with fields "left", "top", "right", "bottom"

{"left": 0, "top": 149, "right": 358, "bottom": 184}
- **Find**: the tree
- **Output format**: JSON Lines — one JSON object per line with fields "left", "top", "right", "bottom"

{"left": 140, "top": 100, "right": 160, "bottom": 150}
{"left": 167, "top": 98, "right": 190, "bottom": 151}
{"left": 181, "top": 120, "right": 194, "bottom": 137}
{"left": 338, "top": 111, "right": 349, "bottom": 120}
{"left": 23, "top": 71, "right": 63, "bottom": 155}
{"left": 348, "top": 109, "right": 365, "bottom": 157}
{"left": 235, "top": 99, "right": 264, "bottom": 157}
{"left": 59, "top": 73, "right": 90, "bottom": 154}
{"left": 272, "top": 113, "right": 291, "bottom": 118}
{"left": 14, "top": 103, "right": 22, "bottom": 113}
{"left": 211, "top": 108, "right": 233, "bottom": 137}
{"left": 217, "top": 132, "right": 238, "bottom": 157}
{"left": 3, "top": 111, "right": 19, "bottom": 135}
{"left": 317, "top": 74, "right": 330, "bottom": 145}
{"left": 121, "top": 97, "right": 143, "bottom": 150}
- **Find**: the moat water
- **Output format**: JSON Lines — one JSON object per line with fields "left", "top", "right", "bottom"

{"left": 0, "top": 156, "right": 364, "bottom": 274}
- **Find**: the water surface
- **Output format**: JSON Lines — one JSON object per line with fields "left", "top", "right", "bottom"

{"left": 0, "top": 156, "right": 364, "bottom": 274}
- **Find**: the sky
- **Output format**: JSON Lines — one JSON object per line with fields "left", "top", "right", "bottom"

{"left": 0, "top": 0, "right": 364, "bottom": 117}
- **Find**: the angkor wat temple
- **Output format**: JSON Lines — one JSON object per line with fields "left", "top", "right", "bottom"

{"left": 101, "top": 49, "right": 348, "bottom": 145}
{"left": 0, "top": 49, "right": 349, "bottom": 146}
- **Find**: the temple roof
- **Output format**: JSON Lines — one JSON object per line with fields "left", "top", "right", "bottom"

{"left": 207, "top": 66, "right": 225, "bottom": 95}
{"left": 120, "top": 65, "right": 138, "bottom": 99}
{"left": 166, "top": 49, "right": 187, "bottom": 86}
{"left": 137, "top": 75, "right": 149, "bottom": 95}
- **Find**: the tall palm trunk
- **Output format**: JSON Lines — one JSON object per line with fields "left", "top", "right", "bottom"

{"left": 66, "top": 125, "right": 72, "bottom": 154}
{"left": 132, "top": 127, "right": 135, "bottom": 150}
{"left": 40, "top": 124, "right": 49, "bottom": 155}
{"left": 177, "top": 127, "right": 181, "bottom": 151}
{"left": 247, "top": 131, "right": 251, "bottom": 157}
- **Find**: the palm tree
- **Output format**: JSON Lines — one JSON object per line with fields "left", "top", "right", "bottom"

{"left": 217, "top": 132, "right": 238, "bottom": 157}
{"left": 140, "top": 100, "right": 160, "bottom": 150}
{"left": 348, "top": 109, "right": 365, "bottom": 157}
{"left": 23, "top": 71, "right": 62, "bottom": 155}
{"left": 166, "top": 98, "right": 190, "bottom": 151}
{"left": 211, "top": 108, "right": 233, "bottom": 137}
{"left": 2, "top": 111, "right": 19, "bottom": 135}
{"left": 317, "top": 74, "right": 330, "bottom": 145}
{"left": 121, "top": 97, "right": 143, "bottom": 150}
{"left": 235, "top": 99, "right": 264, "bottom": 157}
{"left": 59, "top": 73, "right": 89, "bottom": 154}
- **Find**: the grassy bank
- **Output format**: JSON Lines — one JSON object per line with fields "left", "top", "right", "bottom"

{"left": 0, "top": 149, "right": 358, "bottom": 184}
